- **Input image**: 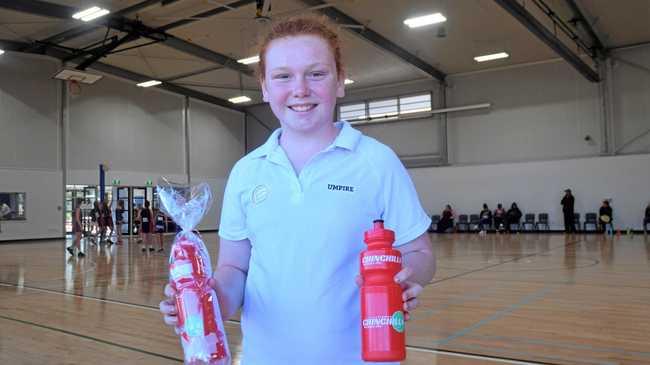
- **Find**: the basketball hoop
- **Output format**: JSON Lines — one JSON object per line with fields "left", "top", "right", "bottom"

{"left": 69, "top": 80, "right": 82, "bottom": 96}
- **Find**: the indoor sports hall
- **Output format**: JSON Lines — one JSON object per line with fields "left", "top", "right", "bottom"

{"left": 1, "top": 1, "right": 649, "bottom": 364}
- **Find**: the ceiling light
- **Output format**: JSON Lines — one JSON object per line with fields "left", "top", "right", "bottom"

{"left": 344, "top": 79, "right": 354, "bottom": 85}
{"left": 0, "top": 49, "right": 5, "bottom": 56}
{"left": 72, "top": 6, "right": 110, "bottom": 22}
{"left": 229, "top": 96, "right": 252, "bottom": 104}
{"left": 237, "top": 55, "right": 260, "bottom": 65}
{"left": 137, "top": 80, "right": 162, "bottom": 88}
{"left": 474, "top": 52, "right": 510, "bottom": 62}
{"left": 404, "top": 13, "right": 446, "bottom": 28}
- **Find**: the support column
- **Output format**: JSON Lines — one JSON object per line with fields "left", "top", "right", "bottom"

{"left": 439, "top": 82, "right": 449, "bottom": 165}
{"left": 60, "top": 73, "right": 69, "bottom": 237}
{"left": 183, "top": 96, "right": 191, "bottom": 184}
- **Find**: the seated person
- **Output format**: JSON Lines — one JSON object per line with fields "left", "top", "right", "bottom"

{"left": 599, "top": 200, "right": 613, "bottom": 235}
{"left": 437, "top": 204, "right": 455, "bottom": 233}
{"left": 493, "top": 203, "right": 506, "bottom": 232}
{"left": 506, "top": 202, "right": 522, "bottom": 233}
{"left": 479, "top": 203, "right": 492, "bottom": 233}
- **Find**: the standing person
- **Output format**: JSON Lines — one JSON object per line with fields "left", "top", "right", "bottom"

{"left": 139, "top": 200, "right": 153, "bottom": 252}
{"left": 493, "top": 203, "right": 506, "bottom": 233}
{"left": 154, "top": 208, "right": 165, "bottom": 253}
{"left": 159, "top": 16, "right": 435, "bottom": 364}
{"left": 134, "top": 205, "right": 142, "bottom": 243}
{"left": 67, "top": 198, "right": 85, "bottom": 257}
{"left": 90, "top": 201, "right": 100, "bottom": 244}
{"left": 103, "top": 201, "right": 114, "bottom": 244}
{"left": 599, "top": 200, "right": 613, "bottom": 235}
{"left": 115, "top": 200, "right": 125, "bottom": 245}
{"left": 561, "top": 189, "right": 576, "bottom": 233}
{"left": 98, "top": 200, "right": 107, "bottom": 243}
{"left": 479, "top": 203, "right": 492, "bottom": 234}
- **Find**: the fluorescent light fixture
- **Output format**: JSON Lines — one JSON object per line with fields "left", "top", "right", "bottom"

{"left": 474, "top": 52, "right": 509, "bottom": 62}
{"left": 344, "top": 79, "right": 354, "bottom": 85}
{"left": 237, "top": 55, "right": 260, "bottom": 65}
{"left": 136, "top": 80, "right": 162, "bottom": 88}
{"left": 229, "top": 96, "right": 252, "bottom": 104}
{"left": 72, "top": 6, "right": 110, "bottom": 22}
{"left": 0, "top": 49, "right": 5, "bottom": 56}
{"left": 404, "top": 13, "right": 446, "bottom": 28}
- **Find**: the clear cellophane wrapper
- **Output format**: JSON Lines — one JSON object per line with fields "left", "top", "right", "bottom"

{"left": 158, "top": 180, "right": 231, "bottom": 365}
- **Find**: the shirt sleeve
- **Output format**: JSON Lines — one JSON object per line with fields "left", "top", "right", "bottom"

{"left": 377, "top": 148, "right": 431, "bottom": 247}
{"left": 218, "top": 162, "right": 249, "bottom": 241}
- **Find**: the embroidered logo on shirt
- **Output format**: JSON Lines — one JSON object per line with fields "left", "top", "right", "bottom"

{"left": 252, "top": 185, "right": 269, "bottom": 205}
{"left": 327, "top": 184, "right": 355, "bottom": 193}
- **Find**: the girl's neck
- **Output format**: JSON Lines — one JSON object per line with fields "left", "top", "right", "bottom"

{"left": 279, "top": 123, "right": 339, "bottom": 173}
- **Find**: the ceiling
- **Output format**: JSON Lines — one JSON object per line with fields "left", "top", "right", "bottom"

{"left": 0, "top": 0, "right": 648, "bottom": 107}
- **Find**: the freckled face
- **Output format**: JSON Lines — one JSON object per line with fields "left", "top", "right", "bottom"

{"left": 261, "top": 35, "right": 345, "bottom": 135}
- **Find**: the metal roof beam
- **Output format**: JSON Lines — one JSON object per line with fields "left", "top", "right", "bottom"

{"left": 0, "top": 0, "right": 253, "bottom": 76}
{"left": 565, "top": 0, "right": 606, "bottom": 57}
{"left": 299, "top": 0, "right": 446, "bottom": 83}
{"left": 493, "top": 0, "right": 600, "bottom": 82}
{"left": 0, "top": 38, "right": 243, "bottom": 112}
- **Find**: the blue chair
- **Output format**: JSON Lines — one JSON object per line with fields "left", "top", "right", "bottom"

{"left": 522, "top": 213, "right": 536, "bottom": 231}
{"left": 456, "top": 214, "right": 469, "bottom": 232}
{"left": 536, "top": 213, "right": 550, "bottom": 231}
{"left": 584, "top": 213, "right": 598, "bottom": 231}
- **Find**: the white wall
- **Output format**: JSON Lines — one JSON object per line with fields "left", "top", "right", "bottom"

{"left": 189, "top": 99, "right": 245, "bottom": 230}
{"left": 68, "top": 74, "right": 185, "bottom": 184}
{"left": 611, "top": 45, "right": 650, "bottom": 154}
{"left": 411, "top": 153, "right": 650, "bottom": 230}
{"left": 0, "top": 53, "right": 63, "bottom": 241}
{"left": 446, "top": 60, "right": 602, "bottom": 165}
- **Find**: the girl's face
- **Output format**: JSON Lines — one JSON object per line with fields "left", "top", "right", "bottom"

{"left": 261, "top": 35, "right": 344, "bottom": 135}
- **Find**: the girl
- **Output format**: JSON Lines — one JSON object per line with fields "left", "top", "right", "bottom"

{"left": 139, "top": 200, "right": 153, "bottom": 252}
{"left": 115, "top": 200, "right": 125, "bottom": 245}
{"left": 67, "top": 198, "right": 85, "bottom": 257}
{"left": 160, "top": 16, "right": 434, "bottom": 364}
{"left": 154, "top": 208, "right": 165, "bottom": 252}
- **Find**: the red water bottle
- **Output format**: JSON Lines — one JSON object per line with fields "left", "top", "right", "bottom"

{"left": 360, "top": 220, "right": 406, "bottom": 362}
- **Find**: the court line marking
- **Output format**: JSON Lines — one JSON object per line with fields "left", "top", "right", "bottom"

{"left": 407, "top": 345, "right": 554, "bottom": 365}
{"left": 466, "top": 332, "right": 650, "bottom": 358}
{"left": 448, "top": 342, "right": 618, "bottom": 365}
{"left": 0, "top": 314, "right": 182, "bottom": 363}
{"left": 430, "top": 239, "right": 581, "bottom": 285}
{"left": 432, "top": 286, "right": 555, "bottom": 347}
{"left": 0, "top": 282, "right": 554, "bottom": 365}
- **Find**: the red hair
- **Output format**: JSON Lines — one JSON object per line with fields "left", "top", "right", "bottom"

{"left": 257, "top": 15, "right": 344, "bottom": 81}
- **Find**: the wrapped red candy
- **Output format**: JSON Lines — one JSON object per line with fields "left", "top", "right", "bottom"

{"left": 158, "top": 181, "right": 230, "bottom": 365}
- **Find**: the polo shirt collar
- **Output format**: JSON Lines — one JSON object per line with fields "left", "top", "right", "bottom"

{"left": 248, "top": 121, "right": 362, "bottom": 160}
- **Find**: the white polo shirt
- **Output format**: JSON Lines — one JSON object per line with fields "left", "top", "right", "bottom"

{"left": 219, "top": 121, "right": 430, "bottom": 365}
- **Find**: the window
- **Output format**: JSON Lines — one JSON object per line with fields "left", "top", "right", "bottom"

{"left": 399, "top": 93, "right": 432, "bottom": 115}
{"left": 0, "top": 192, "right": 26, "bottom": 220}
{"left": 339, "top": 102, "right": 366, "bottom": 121}
{"left": 369, "top": 98, "right": 398, "bottom": 119}
{"left": 338, "top": 92, "right": 432, "bottom": 124}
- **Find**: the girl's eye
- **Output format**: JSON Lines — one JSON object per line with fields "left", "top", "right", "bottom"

{"left": 310, "top": 71, "right": 327, "bottom": 78}
{"left": 273, "top": 74, "right": 290, "bottom": 80}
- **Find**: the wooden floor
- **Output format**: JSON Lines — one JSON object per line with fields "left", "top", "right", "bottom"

{"left": 1, "top": 232, "right": 649, "bottom": 365}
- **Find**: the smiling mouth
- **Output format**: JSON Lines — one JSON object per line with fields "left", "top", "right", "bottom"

{"left": 288, "top": 104, "right": 317, "bottom": 112}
